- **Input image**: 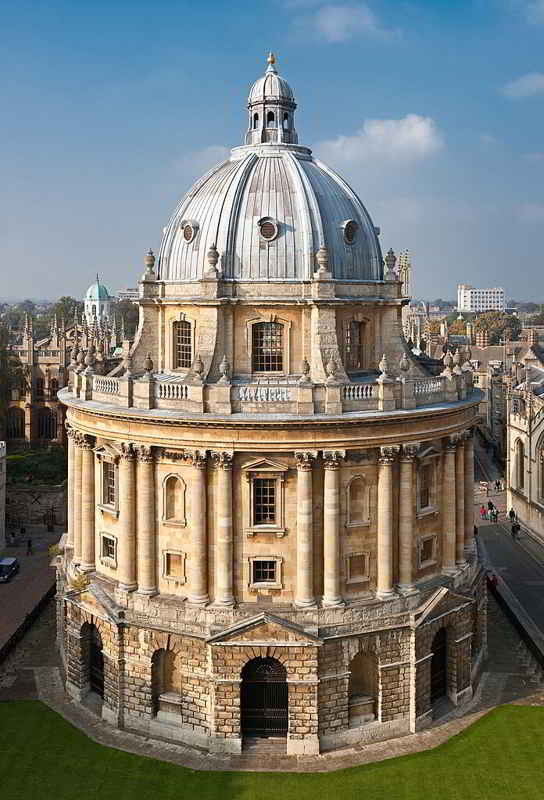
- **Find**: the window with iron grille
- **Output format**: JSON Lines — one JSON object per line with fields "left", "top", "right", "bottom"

{"left": 345, "top": 321, "right": 364, "bottom": 370}
{"left": 252, "top": 322, "right": 283, "bottom": 372}
{"left": 253, "top": 478, "right": 276, "bottom": 525}
{"left": 174, "top": 321, "right": 192, "bottom": 369}
{"left": 103, "top": 462, "right": 116, "bottom": 506}
{"left": 252, "top": 559, "right": 277, "bottom": 583}
{"left": 101, "top": 535, "right": 116, "bottom": 561}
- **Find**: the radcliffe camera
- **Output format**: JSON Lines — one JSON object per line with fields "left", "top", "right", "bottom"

{"left": 1, "top": 5, "right": 543, "bottom": 800}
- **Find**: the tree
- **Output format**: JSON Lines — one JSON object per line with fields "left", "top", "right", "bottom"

{"left": 116, "top": 299, "right": 140, "bottom": 337}
{"left": 473, "top": 312, "right": 522, "bottom": 344}
{"left": 51, "top": 296, "right": 84, "bottom": 324}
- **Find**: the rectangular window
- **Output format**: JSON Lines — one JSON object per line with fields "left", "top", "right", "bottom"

{"left": 101, "top": 535, "right": 116, "bottom": 561}
{"left": 252, "top": 560, "right": 277, "bottom": 583}
{"left": 346, "top": 552, "right": 370, "bottom": 584}
{"left": 252, "top": 322, "right": 283, "bottom": 372}
{"left": 165, "top": 552, "right": 183, "bottom": 579}
{"left": 253, "top": 478, "right": 276, "bottom": 524}
{"left": 345, "top": 321, "right": 364, "bottom": 370}
{"left": 174, "top": 321, "right": 192, "bottom": 369}
{"left": 103, "top": 462, "right": 116, "bottom": 506}
{"left": 419, "top": 464, "right": 431, "bottom": 509}
{"left": 419, "top": 536, "right": 436, "bottom": 566}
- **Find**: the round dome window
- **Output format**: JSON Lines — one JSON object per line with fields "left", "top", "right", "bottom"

{"left": 343, "top": 220, "right": 358, "bottom": 245}
{"left": 258, "top": 217, "right": 278, "bottom": 242}
{"left": 180, "top": 220, "right": 198, "bottom": 243}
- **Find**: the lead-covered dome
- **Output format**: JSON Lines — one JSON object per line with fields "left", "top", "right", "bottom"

{"left": 157, "top": 57, "right": 383, "bottom": 284}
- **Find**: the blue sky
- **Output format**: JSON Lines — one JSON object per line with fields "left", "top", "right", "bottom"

{"left": 1, "top": 0, "right": 544, "bottom": 300}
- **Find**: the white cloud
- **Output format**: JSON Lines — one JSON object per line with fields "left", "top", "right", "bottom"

{"left": 525, "top": 0, "right": 544, "bottom": 23}
{"left": 175, "top": 145, "right": 230, "bottom": 178}
{"left": 480, "top": 133, "right": 498, "bottom": 146}
{"left": 502, "top": 72, "right": 544, "bottom": 98}
{"left": 292, "top": 3, "right": 397, "bottom": 43}
{"left": 523, "top": 152, "right": 544, "bottom": 161}
{"left": 316, "top": 114, "right": 444, "bottom": 165}
{"left": 519, "top": 202, "right": 544, "bottom": 222}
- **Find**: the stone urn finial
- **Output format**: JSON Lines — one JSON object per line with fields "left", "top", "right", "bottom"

{"left": 441, "top": 350, "right": 454, "bottom": 378}
{"left": 379, "top": 353, "right": 390, "bottom": 377}
{"left": 144, "top": 353, "right": 154, "bottom": 375}
{"left": 84, "top": 344, "right": 96, "bottom": 375}
{"left": 452, "top": 348, "right": 463, "bottom": 375}
{"left": 299, "top": 357, "right": 311, "bottom": 384}
{"left": 399, "top": 351, "right": 409, "bottom": 374}
{"left": 76, "top": 348, "right": 86, "bottom": 373}
{"left": 315, "top": 246, "right": 330, "bottom": 276}
{"left": 123, "top": 352, "right": 133, "bottom": 377}
{"left": 218, "top": 354, "right": 231, "bottom": 384}
{"left": 70, "top": 343, "right": 79, "bottom": 369}
{"left": 325, "top": 354, "right": 338, "bottom": 383}
{"left": 205, "top": 243, "right": 220, "bottom": 278}
{"left": 192, "top": 353, "right": 204, "bottom": 383}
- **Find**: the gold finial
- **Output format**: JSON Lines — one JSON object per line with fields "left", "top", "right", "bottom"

{"left": 267, "top": 52, "right": 276, "bottom": 66}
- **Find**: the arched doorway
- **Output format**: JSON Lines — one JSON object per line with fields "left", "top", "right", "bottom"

{"left": 241, "top": 657, "right": 287, "bottom": 738}
{"left": 82, "top": 623, "right": 104, "bottom": 698}
{"left": 430, "top": 628, "right": 447, "bottom": 704}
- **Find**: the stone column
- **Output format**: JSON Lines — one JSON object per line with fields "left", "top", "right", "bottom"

{"left": 118, "top": 443, "right": 137, "bottom": 591}
{"left": 463, "top": 429, "right": 475, "bottom": 550}
{"left": 188, "top": 450, "right": 209, "bottom": 605}
{"left": 377, "top": 446, "right": 399, "bottom": 599}
{"left": 136, "top": 446, "right": 157, "bottom": 595}
{"left": 213, "top": 451, "right": 235, "bottom": 606}
{"left": 295, "top": 451, "right": 317, "bottom": 607}
{"left": 398, "top": 444, "right": 419, "bottom": 593}
{"left": 66, "top": 424, "right": 76, "bottom": 548}
{"left": 73, "top": 434, "right": 83, "bottom": 564}
{"left": 442, "top": 437, "right": 457, "bottom": 574}
{"left": 80, "top": 435, "right": 96, "bottom": 572}
{"left": 322, "top": 450, "right": 345, "bottom": 607}
{"left": 455, "top": 438, "right": 466, "bottom": 566}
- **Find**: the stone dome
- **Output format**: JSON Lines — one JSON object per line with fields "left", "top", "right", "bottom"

{"left": 157, "top": 58, "right": 383, "bottom": 284}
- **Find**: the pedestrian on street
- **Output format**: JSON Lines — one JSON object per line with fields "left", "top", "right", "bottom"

{"left": 474, "top": 525, "right": 478, "bottom": 537}
{"left": 480, "top": 505, "right": 486, "bottom": 520}
{"left": 488, "top": 500, "right": 495, "bottom": 513}
{"left": 511, "top": 522, "right": 521, "bottom": 540}
{"left": 26, "top": 538, "right": 32, "bottom": 556}
{"left": 508, "top": 508, "right": 516, "bottom": 523}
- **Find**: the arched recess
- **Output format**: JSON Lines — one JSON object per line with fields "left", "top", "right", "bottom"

{"left": 49, "top": 377, "right": 59, "bottom": 399}
{"left": 7, "top": 407, "right": 24, "bottom": 438}
{"left": 151, "top": 648, "right": 181, "bottom": 715}
{"left": 38, "top": 407, "right": 57, "bottom": 440}
{"left": 348, "top": 651, "right": 377, "bottom": 724}
{"left": 81, "top": 622, "right": 104, "bottom": 699}
{"left": 240, "top": 657, "right": 288, "bottom": 738}
{"left": 346, "top": 475, "right": 370, "bottom": 527}
{"left": 162, "top": 474, "right": 186, "bottom": 525}
{"left": 266, "top": 110, "right": 275, "bottom": 127}
{"left": 514, "top": 438, "right": 525, "bottom": 491}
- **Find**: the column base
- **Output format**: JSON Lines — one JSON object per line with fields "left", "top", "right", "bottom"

{"left": 118, "top": 582, "right": 138, "bottom": 592}
{"left": 295, "top": 598, "right": 317, "bottom": 609}
{"left": 456, "top": 559, "right": 468, "bottom": 569}
{"left": 375, "top": 589, "right": 397, "bottom": 601}
{"left": 212, "top": 598, "right": 236, "bottom": 608}
{"left": 322, "top": 596, "right": 345, "bottom": 607}
{"left": 137, "top": 587, "right": 158, "bottom": 597}
{"left": 187, "top": 595, "right": 209, "bottom": 606}
{"left": 396, "top": 583, "right": 418, "bottom": 597}
{"left": 79, "top": 563, "right": 96, "bottom": 574}
{"left": 442, "top": 567, "right": 458, "bottom": 577}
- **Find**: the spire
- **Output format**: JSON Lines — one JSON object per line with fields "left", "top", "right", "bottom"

{"left": 266, "top": 52, "right": 277, "bottom": 73}
{"left": 246, "top": 52, "right": 297, "bottom": 146}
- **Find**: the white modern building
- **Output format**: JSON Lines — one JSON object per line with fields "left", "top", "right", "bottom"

{"left": 457, "top": 284, "right": 505, "bottom": 313}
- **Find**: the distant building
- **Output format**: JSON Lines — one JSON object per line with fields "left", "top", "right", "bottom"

{"left": 0, "top": 442, "right": 5, "bottom": 549}
{"left": 117, "top": 288, "right": 139, "bottom": 302}
{"left": 457, "top": 284, "right": 505, "bottom": 313}
{"left": 84, "top": 276, "right": 113, "bottom": 326}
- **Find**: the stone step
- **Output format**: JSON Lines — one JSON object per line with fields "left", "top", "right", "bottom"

{"left": 242, "top": 736, "right": 287, "bottom": 754}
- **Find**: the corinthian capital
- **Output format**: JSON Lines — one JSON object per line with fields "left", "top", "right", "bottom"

{"left": 211, "top": 450, "right": 234, "bottom": 469}
{"left": 322, "top": 450, "right": 346, "bottom": 469}
{"left": 295, "top": 450, "right": 318, "bottom": 470}
{"left": 120, "top": 441, "right": 136, "bottom": 460}
{"left": 74, "top": 432, "right": 94, "bottom": 450}
{"left": 400, "top": 442, "right": 420, "bottom": 461}
{"left": 379, "top": 445, "right": 401, "bottom": 464}
{"left": 136, "top": 445, "right": 154, "bottom": 463}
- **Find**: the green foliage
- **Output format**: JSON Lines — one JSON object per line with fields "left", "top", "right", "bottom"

{"left": 474, "top": 311, "right": 522, "bottom": 344}
{"left": 0, "top": 322, "right": 26, "bottom": 438}
{"left": 116, "top": 299, "right": 140, "bottom": 337}
{"left": 1, "top": 703, "right": 544, "bottom": 799}
{"left": 6, "top": 447, "right": 67, "bottom": 485}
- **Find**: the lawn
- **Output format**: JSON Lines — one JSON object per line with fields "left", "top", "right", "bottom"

{"left": 0, "top": 701, "right": 542, "bottom": 800}
{"left": 6, "top": 447, "right": 67, "bottom": 485}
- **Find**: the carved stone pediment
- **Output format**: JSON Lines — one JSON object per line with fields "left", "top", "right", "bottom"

{"left": 412, "top": 586, "right": 473, "bottom": 628}
{"left": 207, "top": 612, "right": 322, "bottom": 646}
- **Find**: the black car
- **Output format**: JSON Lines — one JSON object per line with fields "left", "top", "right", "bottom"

{"left": 0, "top": 557, "right": 20, "bottom": 583}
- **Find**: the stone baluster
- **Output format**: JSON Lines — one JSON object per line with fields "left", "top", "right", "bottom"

{"left": 322, "top": 450, "right": 345, "bottom": 606}
{"left": 377, "top": 446, "right": 400, "bottom": 598}
{"left": 118, "top": 443, "right": 137, "bottom": 591}
{"left": 295, "top": 451, "right": 317, "bottom": 607}
{"left": 398, "top": 443, "right": 419, "bottom": 593}
{"left": 65, "top": 424, "right": 76, "bottom": 548}
{"left": 442, "top": 437, "right": 458, "bottom": 574}
{"left": 80, "top": 435, "right": 96, "bottom": 572}
{"left": 455, "top": 437, "right": 466, "bottom": 567}
{"left": 73, "top": 433, "right": 84, "bottom": 564}
{"left": 463, "top": 429, "right": 475, "bottom": 551}
{"left": 136, "top": 446, "right": 157, "bottom": 595}
{"left": 213, "top": 451, "right": 235, "bottom": 606}
{"left": 188, "top": 450, "right": 209, "bottom": 605}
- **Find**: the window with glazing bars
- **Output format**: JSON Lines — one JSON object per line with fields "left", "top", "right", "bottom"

{"left": 253, "top": 478, "right": 276, "bottom": 524}
{"left": 103, "top": 462, "right": 116, "bottom": 506}
{"left": 345, "top": 321, "right": 364, "bottom": 370}
{"left": 174, "top": 321, "right": 192, "bottom": 369}
{"left": 253, "top": 560, "right": 277, "bottom": 583}
{"left": 102, "top": 535, "right": 115, "bottom": 560}
{"left": 419, "top": 464, "right": 431, "bottom": 508}
{"left": 252, "top": 322, "right": 283, "bottom": 372}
